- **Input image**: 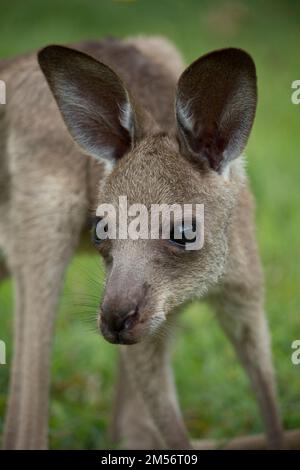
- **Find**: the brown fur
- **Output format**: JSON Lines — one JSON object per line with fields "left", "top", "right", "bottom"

{"left": 0, "top": 36, "right": 283, "bottom": 449}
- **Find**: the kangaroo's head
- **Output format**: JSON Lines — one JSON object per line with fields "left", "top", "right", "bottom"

{"left": 39, "top": 44, "right": 257, "bottom": 344}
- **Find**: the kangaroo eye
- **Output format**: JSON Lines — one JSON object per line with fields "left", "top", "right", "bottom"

{"left": 91, "top": 217, "right": 108, "bottom": 245}
{"left": 169, "top": 221, "right": 197, "bottom": 248}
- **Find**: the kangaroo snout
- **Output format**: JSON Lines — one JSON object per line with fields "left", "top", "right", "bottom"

{"left": 99, "top": 281, "right": 150, "bottom": 345}
{"left": 100, "top": 304, "right": 140, "bottom": 345}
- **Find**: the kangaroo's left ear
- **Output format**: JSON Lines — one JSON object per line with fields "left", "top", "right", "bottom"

{"left": 175, "top": 48, "right": 257, "bottom": 173}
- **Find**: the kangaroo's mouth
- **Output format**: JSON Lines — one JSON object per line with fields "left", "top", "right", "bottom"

{"left": 101, "top": 327, "right": 140, "bottom": 345}
{"left": 104, "top": 333, "right": 139, "bottom": 345}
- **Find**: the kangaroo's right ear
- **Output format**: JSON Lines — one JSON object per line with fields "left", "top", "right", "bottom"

{"left": 38, "top": 45, "right": 136, "bottom": 164}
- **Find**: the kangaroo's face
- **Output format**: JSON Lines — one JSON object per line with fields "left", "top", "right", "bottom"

{"left": 39, "top": 44, "right": 257, "bottom": 344}
{"left": 93, "top": 137, "right": 239, "bottom": 344}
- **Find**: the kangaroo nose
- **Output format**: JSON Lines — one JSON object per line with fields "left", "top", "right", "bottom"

{"left": 99, "top": 283, "right": 149, "bottom": 344}
{"left": 100, "top": 305, "right": 139, "bottom": 337}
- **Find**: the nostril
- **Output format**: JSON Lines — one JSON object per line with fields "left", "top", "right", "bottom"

{"left": 123, "top": 307, "right": 139, "bottom": 331}
{"left": 114, "top": 306, "right": 139, "bottom": 333}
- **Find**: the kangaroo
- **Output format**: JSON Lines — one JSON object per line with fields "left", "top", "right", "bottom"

{"left": 0, "top": 36, "right": 283, "bottom": 450}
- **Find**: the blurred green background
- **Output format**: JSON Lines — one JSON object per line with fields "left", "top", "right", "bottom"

{"left": 0, "top": 0, "right": 300, "bottom": 449}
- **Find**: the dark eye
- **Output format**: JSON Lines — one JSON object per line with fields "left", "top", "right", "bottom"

{"left": 91, "top": 216, "right": 108, "bottom": 245}
{"left": 169, "top": 221, "right": 197, "bottom": 249}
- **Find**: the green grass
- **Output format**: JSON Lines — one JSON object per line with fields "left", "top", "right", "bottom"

{"left": 1, "top": 0, "right": 300, "bottom": 448}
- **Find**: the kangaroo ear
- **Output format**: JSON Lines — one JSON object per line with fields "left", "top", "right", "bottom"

{"left": 38, "top": 45, "right": 135, "bottom": 164}
{"left": 175, "top": 48, "right": 257, "bottom": 173}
